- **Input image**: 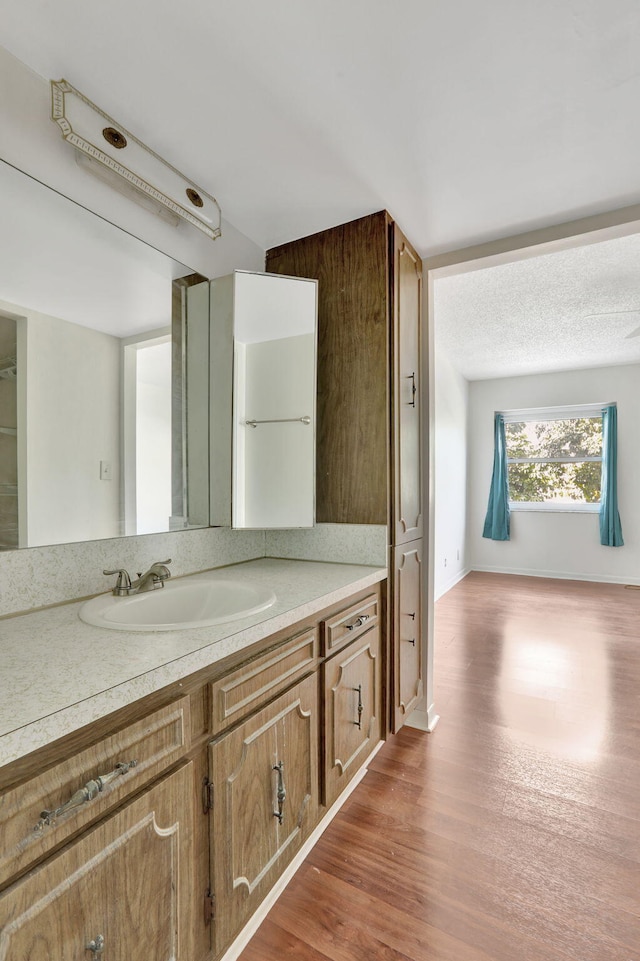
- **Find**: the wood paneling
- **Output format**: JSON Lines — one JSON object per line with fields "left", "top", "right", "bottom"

{"left": 238, "top": 573, "right": 640, "bottom": 961}
{"left": 267, "top": 212, "right": 390, "bottom": 525}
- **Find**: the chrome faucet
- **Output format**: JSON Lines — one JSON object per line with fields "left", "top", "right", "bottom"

{"left": 104, "top": 559, "right": 172, "bottom": 596}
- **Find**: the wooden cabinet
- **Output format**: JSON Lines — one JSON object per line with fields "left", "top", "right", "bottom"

{"left": 0, "top": 581, "right": 383, "bottom": 961}
{"left": 393, "top": 541, "right": 424, "bottom": 731}
{"left": 0, "top": 762, "right": 194, "bottom": 961}
{"left": 208, "top": 674, "right": 318, "bottom": 954}
{"left": 267, "top": 214, "right": 424, "bottom": 731}
{"left": 322, "top": 623, "right": 381, "bottom": 806}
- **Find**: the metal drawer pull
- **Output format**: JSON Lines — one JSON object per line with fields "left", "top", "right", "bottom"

{"left": 407, "top": 372, "right": 417, "bottom": 407}
{"left": 407, "top": 611, "right": 416, "bottom": 620}
{"left": 354, "top": 684, "right": 363, "bottom": 730}
{"left": 35, "top": 760, "right": 138, "bottom": 831}
{"left": 273, "top": 761, "right": 286, "bottom": 825}
{"left": 86, "top": 935, "right": 105, "bottom": 957}
{"left": 346, "top": 614, "right": 370, "bottom": 631}
{"left": 406, "top": 637, "right": 416, "bottom": 647}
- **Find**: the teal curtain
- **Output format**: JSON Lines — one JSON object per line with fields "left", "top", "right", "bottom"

{"left": 483, "top": 413, "right": 510, "bottom": 541}
{"left": 599, "top": 404, "right": 624, "bottom": 547}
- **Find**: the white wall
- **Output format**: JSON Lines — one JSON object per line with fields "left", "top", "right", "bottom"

{"left": 469, "top": 363, "right": 640, "bottom": 584}
{"left": 434, "top": 348, "right": 469, "bottom": 598}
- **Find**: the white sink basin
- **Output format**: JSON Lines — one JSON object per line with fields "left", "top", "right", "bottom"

{"left": 79, "top": 575, "right": 276, "bottom": 632}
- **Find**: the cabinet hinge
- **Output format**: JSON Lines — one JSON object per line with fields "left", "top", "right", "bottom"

{"left": 202, "top": 777, "right": 214, "bottom": 813}
{"left": 204, "top": 890, "right": 215, "bottom": 925}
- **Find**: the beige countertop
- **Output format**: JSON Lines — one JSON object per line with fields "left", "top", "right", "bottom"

{"left": 0, "top": 557, "right": 386, "bottom": 767}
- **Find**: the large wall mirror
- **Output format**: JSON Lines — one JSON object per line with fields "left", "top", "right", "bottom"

{"left": 0, "top": 159, "right": 210, "bottom": 550}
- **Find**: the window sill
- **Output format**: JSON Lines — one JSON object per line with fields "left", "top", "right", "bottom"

{"left": 509, "top": 503, "right": 600, "bottom": 514}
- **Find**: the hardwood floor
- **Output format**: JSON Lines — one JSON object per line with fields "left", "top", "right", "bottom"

{"left": 238, "top": 572, "right": 640, "bottom": 961}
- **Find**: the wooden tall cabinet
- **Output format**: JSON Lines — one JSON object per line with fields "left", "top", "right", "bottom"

{"left": 267, "top": 212, "right": 424, "bottom": 732}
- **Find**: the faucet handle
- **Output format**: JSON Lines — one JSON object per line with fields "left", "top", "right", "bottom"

{"left": 153, "top": 560, "right": 172, "bottom": 580}
{"left": 103, "top": 568, "right": 132, "bottom": 596}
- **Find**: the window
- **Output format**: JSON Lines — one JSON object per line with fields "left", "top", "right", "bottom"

{"left": 502, "top": 404, "right": 607, "bottom": 512}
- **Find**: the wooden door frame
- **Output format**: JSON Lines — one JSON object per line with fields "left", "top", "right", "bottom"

{"left": 413, "top": 201, "right": 640, "bottom": 735}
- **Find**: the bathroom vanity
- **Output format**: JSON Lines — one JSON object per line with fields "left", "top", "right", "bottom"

{"left": 0, "top": 558, "right": 386, "bottom": 961}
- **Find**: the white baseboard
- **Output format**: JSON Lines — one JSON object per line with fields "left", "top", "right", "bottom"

{"left": 471, "top": 565, "right": 640, "bottom": 586}
{"left": 219, "top": 739, "right": 385, "bottom": 961}
{"left": 406, "top": 705, "right": 440, "bottom": 732}
{"left": 434, "top": 567, "right": 470, "bottom": 601}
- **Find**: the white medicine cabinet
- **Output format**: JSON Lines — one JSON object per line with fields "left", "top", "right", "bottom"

{"left": 209, "top": 270, "right": 317, "bottom": 529}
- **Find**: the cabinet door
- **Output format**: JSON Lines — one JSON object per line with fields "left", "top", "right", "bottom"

{"left": 391, "top": 224, "right": 423, "bottom": 545}
{"left": 0, "top": 762, "right": 194, "bottom": 961}
{"left": 209, "top": 675, "right": 318, "bottom": 953}
{"left": 322, "top": 625, "right": 381, "bottom": 806}
{"left": 393, "top": 540, "right": 424, "bottom": 732}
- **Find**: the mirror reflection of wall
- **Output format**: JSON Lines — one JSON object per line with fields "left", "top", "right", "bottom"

{"left": 18, "top": 303, "right": 121, "bottom": 547}
{"left": 211, "top": 270, "right": 317, "bottom": 530}
{"left": 136, "top": 340, "right": 172, "bottom": 534}
{"left": 0, "top": 159, "right": 210, "bottom": 550}
{"left": 0, "top": 314, "right": 18, "bottom": 548}
{"left": 122, "top": 332, "right": 172, "bottom": 536}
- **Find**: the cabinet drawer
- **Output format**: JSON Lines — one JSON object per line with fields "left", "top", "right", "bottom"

{"left": 0, "top": 696, "right": 191, "bottom": 888}
{"left": 209, "top": 627, "right": 318, "bottom": 733}
{"left": 321, "top": 593, "right": 379, "bottom": 656}
{"left": 322, "top": 625, "right": 381, "bottom": 806}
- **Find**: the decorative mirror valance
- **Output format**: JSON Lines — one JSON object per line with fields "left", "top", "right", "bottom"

{"left": 50, "top": 79, "right": 222, "bottom": 241}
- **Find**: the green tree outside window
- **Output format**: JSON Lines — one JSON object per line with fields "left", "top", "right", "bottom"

{"left": 505, "top": 417, "right": 603, "bottom": 504}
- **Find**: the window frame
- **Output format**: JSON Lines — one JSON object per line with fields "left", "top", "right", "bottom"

{"left": 500, "top": 403, "right": 610, "bottom": 514}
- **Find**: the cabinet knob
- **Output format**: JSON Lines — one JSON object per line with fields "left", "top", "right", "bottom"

{"left": 86, "top": 934, "right": 105, "bottom": 957}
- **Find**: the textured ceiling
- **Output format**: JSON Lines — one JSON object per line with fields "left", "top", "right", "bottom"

{"left": 434, "top": 231, "right": 640, "bottom": 380}
{"left": 2, "top": 1, "right": 640, "bottom": 255}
